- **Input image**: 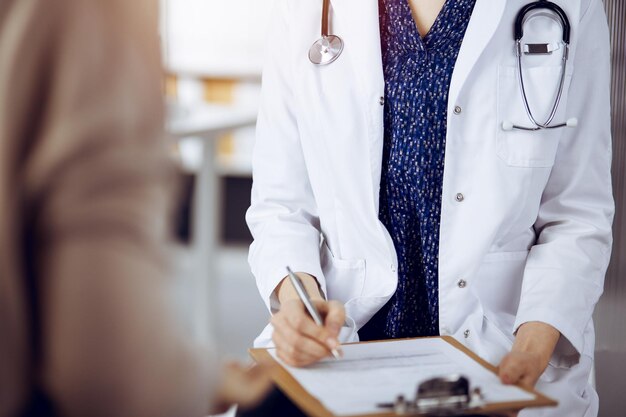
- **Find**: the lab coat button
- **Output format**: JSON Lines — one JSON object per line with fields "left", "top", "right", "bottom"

{"left": 457, "top": 279, "right": 467, "bottom": 288}
{"left": 455, "top": 193, "right": 465, "bottom": 202}
{"left": 391, "top": 264, "right": 397, "bottom": 273}
{"left": 454, "top": 106, "right": 462, "bottom": 115}
{"left": 379, "top": 96, "right": 385, "bottom": 106}
{"left": 464, "top": 329, "right": 470, "bottom": 338}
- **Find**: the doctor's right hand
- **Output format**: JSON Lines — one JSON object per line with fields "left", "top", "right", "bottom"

{"left": 271, "top": 272, "right": 345, "bottom": 367}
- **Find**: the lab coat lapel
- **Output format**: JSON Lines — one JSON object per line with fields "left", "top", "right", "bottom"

{"left": 330, "top": 0, "right": 385, "bottom": 212}
{"left": 330, "top": 0, "right": 384, "bottom": 98}
{"left": 448, "top": 0, "right": 506, "bottom": 108}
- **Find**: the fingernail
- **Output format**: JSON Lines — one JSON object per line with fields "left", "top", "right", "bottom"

{"left": 336, "top": 346, "right": 344, "bottom": 357}
{"left": 326, "top": 338, "right": 338, "bottom": 349}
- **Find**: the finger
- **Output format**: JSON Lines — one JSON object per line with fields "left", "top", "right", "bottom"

{"left": 282, "top": 303, "right": 330, "bottom": 344}
{"left": 499, "top": 356, "right": 526, "bottom": 385}
{"left": 519, "top": 373, "right": 537, "bottom": 390}
{"left": 241, "top": 365, "right": 274, "bottom": 398}
{"left": 243, "top": 360, "right": 278, "bottom": 380}
{"left": 217, "top": 363, "right": 274, "bottom": 411}
{"left": 272, "top": 311, "right": 321, "bottom": 346}
{"left": 270, "top": 312, "right": 289, "bottom": 333}
{"left": 274, "top": 332, "right": 318, "bottom": 366}
{"left": 275, "top": 346, "right": 318, "bottom": 367}
{"left": 318, "top": 300, "right": 346, "bottom": 339}
{"left": 274, "top": 318, "right": 331, "bottom": 359}
{"left": 273, "top": 328, "right": 321, "bottom": 367}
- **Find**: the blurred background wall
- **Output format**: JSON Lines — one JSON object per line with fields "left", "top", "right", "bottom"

{"left": 594, "top": 1, "right": 626, "bottom": 416}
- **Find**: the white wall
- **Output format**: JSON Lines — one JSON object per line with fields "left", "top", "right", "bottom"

{"left": 161, "top": 0, "right": 273, "bottom": 77}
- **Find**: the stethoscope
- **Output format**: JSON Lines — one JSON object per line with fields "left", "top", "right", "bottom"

{"left": 503, "top": 0, "right": 578, "bottom": 131}
{"left": 309, "top": 0, "right": 577, "bottom": 131}
{"left": 308, "top": 0, "right": 344, "bottom": 65}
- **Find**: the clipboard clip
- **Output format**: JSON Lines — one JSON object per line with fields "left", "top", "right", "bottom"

{"left": 377, "top": 375, "right": 484, "bottom": 416}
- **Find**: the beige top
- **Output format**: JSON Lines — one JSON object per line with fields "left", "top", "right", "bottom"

{"left": 0, "top": 0, "right": 212, "bottom": 416}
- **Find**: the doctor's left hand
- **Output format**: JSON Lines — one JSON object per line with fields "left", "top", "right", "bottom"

{"left": 497, "top": 321, "right": 560, "bottom": 389}
{"left": 271, "top": 272, "right": 346, "bottom": 367}
{"left": 495, "top": 321, "right": 561, "bottom": 417}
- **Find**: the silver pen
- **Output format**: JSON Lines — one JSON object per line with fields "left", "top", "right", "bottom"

{"left": 286, "top": 266, "right": 341, "bottom": 360}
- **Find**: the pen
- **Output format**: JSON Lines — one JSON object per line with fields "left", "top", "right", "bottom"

{"left": 285, "top": 266, "right": 342, "bottom": 360}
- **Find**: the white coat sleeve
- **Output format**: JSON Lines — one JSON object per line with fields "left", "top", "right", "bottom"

{"left": 246, "top": 0, "right": 326, "bottom": 312}
{"left": 513, "top": 0, "right": 614, "bottom": 367}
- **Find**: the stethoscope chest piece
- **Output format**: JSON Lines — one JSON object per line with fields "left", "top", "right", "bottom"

{"left": 309, "top": 35, "right": 344, "bottom": 65}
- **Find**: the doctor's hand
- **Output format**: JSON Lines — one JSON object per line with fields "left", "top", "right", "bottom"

{"left": 497, "top": 321, "right": 560, "bottom": 390}
{"left": 271, "top": 273, "right": 346, "bottom": 367}
{"left": 495, "top": 322, "right": 560, "bottom": 417}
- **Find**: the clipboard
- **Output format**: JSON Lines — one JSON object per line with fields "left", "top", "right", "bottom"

{"left": 250, "top": 336, "right": 557, "bottom": 417}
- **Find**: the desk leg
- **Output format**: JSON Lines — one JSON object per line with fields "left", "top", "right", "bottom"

{"left": 192, "top": 135, "right": 220, "bottom": 351}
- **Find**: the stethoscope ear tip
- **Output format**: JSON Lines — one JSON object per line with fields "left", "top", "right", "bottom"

{"left": 502, "top": 121, "right": 514, "bottom": 131}
{"left": 566, "top": 118, "right": 578, "bottom": 128}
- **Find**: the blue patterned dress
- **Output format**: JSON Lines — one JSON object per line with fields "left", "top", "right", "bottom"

{"left": 359, "top": 0, "right": 476, "bottom": 341}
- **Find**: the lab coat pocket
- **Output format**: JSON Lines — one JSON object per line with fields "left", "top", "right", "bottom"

{"left": 470, "top": 251, "right": 527, "bottom": 362}
{"left": 474, "top": 250, "right": 528, "bottom": 319}
{"left": 496, "top": 65, "right": 572, "bottom": 168}
{"left": 320, "top": 242, "right": 366, "bottom": 304}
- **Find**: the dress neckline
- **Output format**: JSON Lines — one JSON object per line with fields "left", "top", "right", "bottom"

{"left": 409, "top": 0, "right": 449, "bottom": 42}
{"left": 380, "top": 0, "right": 474, "bottom": 55}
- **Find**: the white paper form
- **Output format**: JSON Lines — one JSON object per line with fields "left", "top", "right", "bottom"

{"left": 269, "top": 338, "right": 535, "bottom": 416}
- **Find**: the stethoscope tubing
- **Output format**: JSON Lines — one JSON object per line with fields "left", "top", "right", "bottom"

{"left": 515, "top": 40, "right": 569, "bottom": 130}
{"left": 321, "top": 0, "right": 330, "bottom": 37}
{"left": 309, "top": 0, "right": 344, "bottom": 65}
{"left": 514, "top": 0, "right": 570, "bottom": 44}
{"left": 509, "top": 0, "right": 574, "bottom": 132}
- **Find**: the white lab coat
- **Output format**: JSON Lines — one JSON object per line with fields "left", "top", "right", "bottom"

{"left": 246, "top": 0, "right": 614, "bottom": 415}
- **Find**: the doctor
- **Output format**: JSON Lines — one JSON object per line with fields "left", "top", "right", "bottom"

{"left": 246, "top": 0, "right": 613, "bottom": 416}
